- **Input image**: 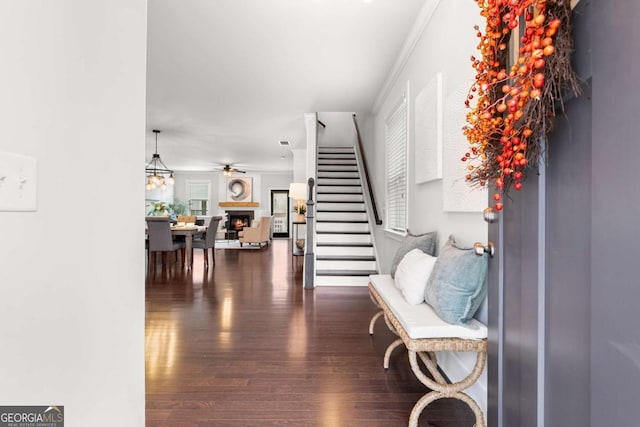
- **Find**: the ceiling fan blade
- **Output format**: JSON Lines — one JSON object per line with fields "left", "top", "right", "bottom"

{"left": 214, "top": 164, "right": 247, "bottom": 174}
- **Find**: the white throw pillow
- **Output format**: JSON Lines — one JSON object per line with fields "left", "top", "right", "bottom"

{"left": 394, "top": 248, "right": 438, "bottom": 305}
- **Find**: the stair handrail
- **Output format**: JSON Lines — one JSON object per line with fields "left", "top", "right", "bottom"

{"left": 352, "top": 114, "right": 382, "bottom": 225}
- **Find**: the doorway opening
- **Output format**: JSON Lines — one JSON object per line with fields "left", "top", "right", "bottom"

{"left": 270, "top": 189, "right": 290, "bottom": 238}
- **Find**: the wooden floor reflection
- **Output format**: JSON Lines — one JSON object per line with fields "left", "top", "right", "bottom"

{"left": 146, "top": 239, "right": 475, "bottom": 426}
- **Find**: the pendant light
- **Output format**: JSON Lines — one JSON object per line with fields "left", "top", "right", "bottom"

{"left": 145, "top": 129, "right": 175, "bottom": 191}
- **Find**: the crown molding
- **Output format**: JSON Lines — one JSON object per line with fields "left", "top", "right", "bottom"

{"left": 371, "top": 0, "right": 442, "bottom": 114}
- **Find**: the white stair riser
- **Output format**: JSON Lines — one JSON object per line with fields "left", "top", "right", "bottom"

{"left": 316, "top": 222, "right": 370, "bottom": 233}
{"left": 317, "top": 260, "right": 377, "bottom": 270}
{"left": 317, "top": 154, "right": 356, "bottom": 159}
{"left": 317, "top": 171, "right": 360, "bottom": 179}
{"left": 317, "top": 165, "right": 358, "bottom": 172}
{"left": 316, "top": 234, "right": 372, "bottom": 244}
{"left": 317, "top": 178, "right": 361, "bottom": 186}
{"left": 317, "top": 193, "right": 364, "bottom": 202}
{"left": 315, "top": 276, "right": 370, "bottom": 286}
{"left": 316, "top": 202, "right": 365, "bottom": 211}
{"left": 316, "top": 185, "right": 361, "bottom": 193}
{"left": 318, "top": 147, "right": 355, "bottom": 153}
{"left": 317, "top": 159, "right": 357, "bottom": 165}
{"left": 317, "top": 212, "right": 367, "bottom": 222}
{"left": 316, "top": 246, "right": 375, "bottom": 256}
{"left": 318, "top": 152, "right": 355, "bottom": 156}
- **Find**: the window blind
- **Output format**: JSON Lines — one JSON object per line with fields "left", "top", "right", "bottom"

{"left": 385, "top": 98, "right": 407, "bottom": 232}
{"left": 186, "top": 180, "right": 210, "bottom": 215}
{"left": 187, "top": 181, "right": 210, "bottom": 200}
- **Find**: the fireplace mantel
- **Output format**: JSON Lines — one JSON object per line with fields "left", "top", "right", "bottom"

{"left": 218, "top": 201, "right": 259, "bottom": 207}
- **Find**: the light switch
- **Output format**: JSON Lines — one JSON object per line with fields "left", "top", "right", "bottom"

{"left": 0, "top": 152, "right": 37, "bottom": 212}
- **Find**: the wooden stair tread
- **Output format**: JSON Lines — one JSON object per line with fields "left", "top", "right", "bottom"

{"left": 317, "top": 255, "right": 376, "bottom": 261}
{"left": 316, "top": 219, "right": 368, "bottom": 223}
{"left": 316, "top": 200, "right": 364, "bottom": 203}
{"left": 316, "top": 231, "right": 371, "bottom": 235}
{"left": 317, "top": 191, "right": 363, "bottom": 195}
{"left": 317, "top": 209, "right": 366, "bottom": 213}
{"left": 317, "top": 162, "right": 357, "bottom": 166}
{"left": 316, "top": 269, "right": 378, "bottom": 276}
{"left": 316, "top": 242, "right": 373, "bottom": 247}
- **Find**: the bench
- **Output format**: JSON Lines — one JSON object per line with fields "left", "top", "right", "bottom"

{"left": 368, "top": 274, "right": 488, "bottom": 427}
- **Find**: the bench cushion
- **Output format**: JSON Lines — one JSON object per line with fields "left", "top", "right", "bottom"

{"left": 369, "top": 274, "right": 487, "bottom": 340}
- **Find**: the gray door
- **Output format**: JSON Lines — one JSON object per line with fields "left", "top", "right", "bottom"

{"left": 488, "top": 1, "right": 640, "bottom": 425}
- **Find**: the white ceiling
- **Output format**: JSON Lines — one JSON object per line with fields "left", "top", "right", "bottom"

{"left": 146, "top": 0, "right": 427, "bottom": 173}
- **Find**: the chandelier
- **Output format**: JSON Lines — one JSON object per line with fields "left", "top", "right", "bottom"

{"left": 145, "top": 129, "right": 174, "bottom": 191}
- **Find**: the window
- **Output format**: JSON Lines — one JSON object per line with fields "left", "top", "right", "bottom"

{"left": 186, "top": 180, "right": 210, "bottom": 216}
{"left": 385, "top": 95, "right": 408, "bottom": 233}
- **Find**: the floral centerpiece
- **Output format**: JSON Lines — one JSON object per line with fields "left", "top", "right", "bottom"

{"left": 148, "top": 201, "right": 171, "bottom": 216}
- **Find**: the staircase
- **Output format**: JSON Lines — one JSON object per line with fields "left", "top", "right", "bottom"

{"left": 314, "top": 146, "right": 378, "bottom": 286}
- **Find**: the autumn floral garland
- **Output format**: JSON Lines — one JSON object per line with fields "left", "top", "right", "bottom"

{"left": 463, "top": 0, "right": 579, "bottom": 211}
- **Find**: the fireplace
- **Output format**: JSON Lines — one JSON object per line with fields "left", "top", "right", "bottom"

{"left": 226, "top": 210, "right": 255, "bottom": 232}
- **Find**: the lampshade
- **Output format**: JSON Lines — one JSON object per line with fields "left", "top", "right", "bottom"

{"left": 288, "top": 183, "right": 307, "bottom": 200}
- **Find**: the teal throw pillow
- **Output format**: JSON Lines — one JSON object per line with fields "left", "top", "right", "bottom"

{"left": 424, "top": 236, "right": 488, "bottom": 325}
{"left": 390, "top": 231, "right": 437, "bottom": 278}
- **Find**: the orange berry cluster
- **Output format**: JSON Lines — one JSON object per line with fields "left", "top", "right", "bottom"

{"left": 463, "top": 0, "right": 561, "bottom": 211}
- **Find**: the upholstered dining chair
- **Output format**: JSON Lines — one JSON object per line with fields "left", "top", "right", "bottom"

{"left": 146, "top": 216, "right": 186, "bottom": 267}
{"left": 192, "top": 216, "right": 223, "bottom": 267}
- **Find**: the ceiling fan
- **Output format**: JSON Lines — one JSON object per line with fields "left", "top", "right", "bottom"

{"left": 215, "top": 164, "right": 246, "bottom": 175}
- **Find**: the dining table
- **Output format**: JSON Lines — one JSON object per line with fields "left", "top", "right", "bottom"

{"left": 171, "top": 224, "right": 207, "bottom": 269}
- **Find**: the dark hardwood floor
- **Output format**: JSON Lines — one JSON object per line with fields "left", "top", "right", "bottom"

{"left": 146, "top": 239, "right": 476, "bottom": 426}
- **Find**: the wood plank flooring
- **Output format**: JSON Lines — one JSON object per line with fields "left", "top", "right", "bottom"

{"left": 146, "top": 239, "right": 476, "bottom": 426}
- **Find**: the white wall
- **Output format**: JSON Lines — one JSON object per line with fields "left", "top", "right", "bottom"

{"left": 0, "top": 1, "right": 146, "bottom": 426}
{"left": 259, "top": 172, "right": 294, "bottom": 217}
{"left": 317, "top": 112, "right": 356, "bottom": 147}
{"left": 291, "top": 149, "right": 307, "bottom": 183}
{"left": 174, "top": 171, "right": 293, "bottom": 219}
{"left": 362, "top": 1, "right": 487, "bottom": 263}
{"left": 360, "top": 0, "right": 488, "bottom": 411}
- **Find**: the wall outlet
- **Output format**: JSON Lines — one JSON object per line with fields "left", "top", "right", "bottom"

{"left": 0, "top": 152, "right": 37, "bottom": 212}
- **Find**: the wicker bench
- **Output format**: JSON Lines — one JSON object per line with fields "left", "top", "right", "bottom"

{"left": 368, "top": 274, "right": 488, "bottom": 427}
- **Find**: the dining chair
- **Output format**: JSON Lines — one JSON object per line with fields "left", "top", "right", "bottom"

{"left": 192, "top": 216, "right": 223, "bottom": 267}
{"left": 146, "top": 217, "right": 186, "bottom": 268}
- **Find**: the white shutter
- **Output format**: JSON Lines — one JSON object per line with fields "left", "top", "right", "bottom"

{"left": 385, "top": 97, "right": 407, "bottom": 232}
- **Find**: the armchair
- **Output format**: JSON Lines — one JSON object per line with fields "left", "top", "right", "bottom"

{"left": 239, "top": 216, "right": 273, "bottom": 247}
